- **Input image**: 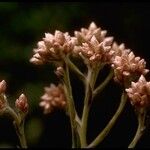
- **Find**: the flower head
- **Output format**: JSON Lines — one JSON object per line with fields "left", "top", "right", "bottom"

{"left": 30, "top": 30, "right": 77, "bottom": 65}
{"left": 39, "top": 84, "right": 67, "bottom": 114}
{"left": 111, "top": 42, "right": 149, "bottom": 84}
{"left": 126, "top": 75, "right": 150, "bottom": 109}
{"left": 73, "top": 22, "right": 114, "bottom": 66}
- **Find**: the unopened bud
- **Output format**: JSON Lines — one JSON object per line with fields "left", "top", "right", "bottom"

{"left": 55, "top": 66, "right": 64, "bottom": 77}
{"left": 103, "top": 37, "right": 114, "bottom": 46}
{"left": 29, "top": 57, "right": 43, "bottom": 65}
{"left": 89, "top": 22, "right": 97, "bottom": 31}
{"left": 15, "top": 94, "right": 28, "bottom": 113}
{"left": 101, "top": 30, "right": 107, "bottom": 38}
{"left": 0, "top": 80, "right": 6, "bottom": 94}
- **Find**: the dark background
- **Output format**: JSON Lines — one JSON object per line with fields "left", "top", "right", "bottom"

{"left": 0, "top": 2, "right": 150, "bottom": 148}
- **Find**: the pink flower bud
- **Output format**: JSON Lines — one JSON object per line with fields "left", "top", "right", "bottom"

{"left": 29, "top": 57, "right": 44, "bottom": 65}
{"left": 15, "top": 94, "right": 28, "bottom": 113}
{"left": 89, "top": 22, "right": 97, "bottom": 31}
{"left": 0, "top": 80, "right": 6, "bottom": 94}
{"left": 55, "top": 66, "right": 64, "bottom": 77}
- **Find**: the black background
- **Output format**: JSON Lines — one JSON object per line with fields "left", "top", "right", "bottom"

{"left": 0, "top": 2, "right": 150, "bottom": 148}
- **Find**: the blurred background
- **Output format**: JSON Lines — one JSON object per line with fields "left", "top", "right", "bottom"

{"left": 0, "top": 2, "right": 150, "bottom": 148}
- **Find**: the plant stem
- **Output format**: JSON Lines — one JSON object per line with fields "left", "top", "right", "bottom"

{"left": 6, "top": 106, "right": 27, "bottom": 148}
{"left": 93, "top": 69, "right": 114, "bottom": 98}
{"left": 87, "top": 91, "right": 127, "bottom": 148}
{"left": 63, "top": 63, "right": 77, "bottom": 148}
{"left": 80, "top": 69, "right": 92, "bottom": 147}
{"left": 80, "top": 65, "right": 100, "bottom": 147}
{"left": 66, "top": 58, "right": 85, "bottom": 82}
{"left": 80, "top": 103, "right": 91, "bottom": 147}
{"left": 14, "top": 119, "right": 27, "bottom": 148}
{"left": 128, "top": 109, "right": 146, "bottom": 148}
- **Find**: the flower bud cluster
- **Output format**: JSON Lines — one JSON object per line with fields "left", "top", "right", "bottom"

{"left": 30, "top": 31, "right": 77, "bottom": 64}
{"left": 30, "top": 22, "right": 150, "bottom": 110}
{"left": 126, "top": 75, "right": 150, "bottom": 108}
{"left": 40, "top": 84, "right": 67, "bottom": 114}
{"left": 111, "top": 42, "right": 149, "bottom": 83}
{"left": 0, "top": 80, "right": 28, "bottom": 113}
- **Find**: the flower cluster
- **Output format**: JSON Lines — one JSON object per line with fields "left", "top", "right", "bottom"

{"left": 111, "top": 42, "right": 149, "bottom": 83}
{"left": 73, "top": 22, "right": 114, "bottom": 66}
{"left": 30, "top": 22, "right": 150, "bottom": 112}
{"left": 30, "top": 30, "right": 77, "bottom": 65}
{"left": 30, "top": 22, "right": 114, "bottom": 67}
{"left": 39, "top": 84, "right": 67, "bottom": 114}
{"left": 126, "top": 75, "right": 150, "bottom": 109}
{"left": 30, "top": 22, "right": 149, "bottom": 80}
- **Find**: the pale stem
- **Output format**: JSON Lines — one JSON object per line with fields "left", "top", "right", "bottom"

{"left": 66, "top": 58, "right": 85, "bottom": 82}
{"left": 87, "top": 91, "right": 127, "bottom": 148}
{"left": 128, "top": 109, "right": 146, "bottom": 148}
{"left": 93, "top": 69, "right": 114, "bottom": 98}
{"left": 63, "top": 63, "right": 79, "bottom": 148}
{"left": 80, "top": 65, "right": 101, "bottom": 147}
{"left": 5, "top": 106, "right": 27, "bottom": 148}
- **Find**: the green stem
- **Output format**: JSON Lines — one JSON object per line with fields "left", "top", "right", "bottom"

{"left": 20, "top": 120, "right": 27, "bottom": 148}
{"left": 87, "top": 91, "right": 127, "bottom": 148}
{"left": 80, "top": 69, "right": 92, "bottom": 147}
{"left": 63, "top": 63, "right": 77, "bottom": 148}
{"left": 6, "top": 107, "right": 27, "bottom": 148}
{"left": 80, "top": 65, "right": 101, "bottom": 147}
{"left": 80, "top": 104, "right": 91, "bottom": 147}
{"left": 14, "top": 119, "right": 27, "bottom": 148}
{"left": 5, "top": 106, "right": 20, "bottom": 125}
{"left": 66, "top": 58, "right": 85, "bottom": 82}
{"left": 93, "top": 69, "right": 114, "bottom": 98}
{"left": 75, "top": 114, "right": 82, "bottom": 127}
{"left": 128, "top": 109, "right": 146, "bottom": 148}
